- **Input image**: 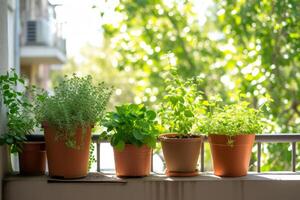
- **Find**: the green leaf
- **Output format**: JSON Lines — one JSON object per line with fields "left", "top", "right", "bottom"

{"left": 184, "top": 110, "right": 194, "bottom": 117}
{"left": 2, "top": 84, "right": 9, "bottom": 90}
{"left": 115, "top": 140, "right": 125, "bottom": 151}
{"left": 146, "top": 110, "right": 156, "bottom": 120}
{"left": 5, "top": 137, "right": 14, "bottom": 144}
{"left": 170, "top": 96, "right": 178, "bottom": 105}
{"left": 133, "top": 131, "right": 144, "bottom": 140}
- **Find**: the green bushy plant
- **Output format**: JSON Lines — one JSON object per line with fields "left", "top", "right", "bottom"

{"left": 0, "top": 69, "right": 36, "bottom": 153}
{"left": 159, "top": 70, "right": 204, "bottom": 136}
{"left": 35, "top": 74, "right": 113, "bottom": 148}
{"left": 199, "top": 101, "right": 265, "bottom": 137}
{"left": 101, "top": 104, "right": 159, "bottom": 150}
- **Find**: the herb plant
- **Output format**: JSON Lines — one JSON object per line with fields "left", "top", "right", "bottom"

{"left": 159, "top": 70, "right": 204, "bottom": 136}
{"left": 101, "top": 104, "right": 159, "bottom": 150}
{"left": 199, "top": 101, "right": 264, "bottom": 136}
{"left": 35, "top": 74, "right": 113, "bottom": 148}
{"left": 0, "top": 70, "right": 36, "bottom": 153}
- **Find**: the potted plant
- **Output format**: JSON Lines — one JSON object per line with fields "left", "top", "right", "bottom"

{"left": 0, "top": 70, "right": 46, "bottom": 175}
{"left": 35, "top": 74, "right": 112, "bottom": 178}
{"left": 101, "top": 104, "right": 159, "bottom": 177}
{"left": 200, "top": 101, "right": 265, "bottom": 177}
{"left": 158, "top": 71, "right": 204, "bottom": 177}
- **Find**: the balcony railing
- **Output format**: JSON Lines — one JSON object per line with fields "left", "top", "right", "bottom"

{"left": 27, "top": 134, "right": 300, "bottom": 174}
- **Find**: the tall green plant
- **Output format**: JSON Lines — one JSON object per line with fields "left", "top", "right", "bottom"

{"left": 0, "top": 70, "right": 36, "bottom": 153}
{"left": 35, "top": 74, "right": 113, "bottom": 148}
{"left": 159, "top": 70, "right": 204, "bottom": 136}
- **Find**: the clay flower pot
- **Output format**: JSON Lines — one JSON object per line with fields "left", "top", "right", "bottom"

{"left": 114, "top": 144, "right": 152, "bottom": 177}
{"left": 159, "top": 133, "right": 203, "bottom": 177}
{"left": 19, "top": 141, "right": 46, "bottom": 175}
{"left": 43, "top": 124, "right": 92, "bottom": 178}
{"left": 208, "top": 134, "right": 255, "bottom": 177}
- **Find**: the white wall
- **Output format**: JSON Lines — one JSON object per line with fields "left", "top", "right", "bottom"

{"left": 0, "top": 0, "right": 10, "bottom": 199}
{"left": 7, "top": 0, "right": 16, "bottom": 68}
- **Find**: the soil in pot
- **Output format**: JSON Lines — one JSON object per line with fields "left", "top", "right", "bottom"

{"left": 43, "top": 124, "right": 92, "bottom": 179}
{"left": 114, "top": 144, "right": 152, "bottom": 177}
{"left": 208, "top": 134, "right": 255, "bottom": 177}
{"left": 159, "top": 133, "right": 203, "bottom": 177}
{"left": 19, "top": 141, "right": 46, "bottom": 175}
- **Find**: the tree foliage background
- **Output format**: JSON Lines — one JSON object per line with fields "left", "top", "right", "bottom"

{"left": 56, "top": 0, "right": 300, "bottom": 171}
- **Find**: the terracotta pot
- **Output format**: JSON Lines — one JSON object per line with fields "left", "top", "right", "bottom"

{"left": 114, "top": 144, "right": 152, "bottom": 177}
{"left": 208, "top": 134, "right": 255, "bottom": 177}
{"left": 19, "top": 141, "right": 46, "bottom": 175}
{"left": 43, "top": 124, "right": 92, "bottom": 178}
{"left": 159, "top": 133, "right": 203, "bottom": 177}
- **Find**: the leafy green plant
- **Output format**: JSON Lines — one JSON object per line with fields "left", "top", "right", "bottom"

{"left": 35, "top": 74, "right": 113, "bottom": 148}
{"left": 159, "top": 70, "right": 204, "bottom": 136}
{"left": 0, "top": 70, "right": 36, "bottom": 153}
{"left": 199, "top": 101, "right": 265, "bottom": 137}
{"left": 101, "top": 104, "right": 159, "bottom": 150}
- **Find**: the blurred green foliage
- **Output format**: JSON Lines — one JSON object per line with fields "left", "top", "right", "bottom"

{"left": 56, "top": 0, "right": 300, "bottom": 171}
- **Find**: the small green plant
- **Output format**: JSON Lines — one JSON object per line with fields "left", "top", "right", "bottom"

{"left": 100, "top": 104, "right": 159, "bottom": 150}
{"left": 35, "top": 74, "right": 113, "bottom": 148}
{"left": 0, "top": 69, "right": 36, "bottom": 153}
{"left": 199, "top": 101, "right": 265, "bottom": 137}
{"left": 159, "top": 70, "right": 204, "bottom": 136}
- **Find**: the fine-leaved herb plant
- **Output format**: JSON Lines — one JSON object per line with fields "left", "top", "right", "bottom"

{"left": 35, "top": 74, "right": 113, "bottom": 148}
{"left": 199, "top": 101, "right": 265, "bottom": 136}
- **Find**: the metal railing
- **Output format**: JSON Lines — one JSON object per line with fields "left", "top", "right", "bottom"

{"left": 91, "top": 134, "right": 300, "bottom": 173}
{"left": 28, "top": 134, "right": 300, "bottom": 173}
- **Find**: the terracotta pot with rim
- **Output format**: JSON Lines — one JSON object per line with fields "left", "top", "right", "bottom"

{"left": 43, "top": 123, "right": 92, "bottom": 178}
{"left": 208, "top": 134, "right": 255, "bottom": 177}
{"left": 19, "top": 141, "right": 46, "bottom": 175}
{"left": 114, "top": 144, "right": 152, "bottom": 177}
{"left": 159, "top": 133, "right": 203, "bottom": 177}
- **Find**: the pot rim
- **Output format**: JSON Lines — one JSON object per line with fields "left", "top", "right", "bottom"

{"left": 207, "top": 133, "right": 256, "bottom": 136}
{"left": 42, "top": 122, "right": 95, "bottom": 129}
{"left": 158, "top": 133, "right": 204, "bottom": 142}
{"left": 113, "top": 144, "right": 152, "bottom": 150}
{"left": 208, "top": 134, "right": 255, "bottom": 146}
{"left": 23, "top": 141, "right": 45, "bottom": 145}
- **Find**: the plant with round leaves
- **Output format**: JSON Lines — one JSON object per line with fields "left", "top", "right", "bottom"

{"left": 35, "top": 74, "right": 113, "bottom": 148}
{"left": 100, "top": 104, "right": 159, "bottom": 151}
{"left": 159, "top": 70, "right": 205, "bottom": 137}
{"left": 0, "top": 69, "right": 36, "bottom": 153}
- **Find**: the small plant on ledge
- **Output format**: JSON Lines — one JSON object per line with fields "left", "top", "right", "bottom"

{"left": 199, "top": 98, "right": 268, "bottom": 177}
{"left": 158, "top": 70, "right": 205, "bottom": 177}
{"left": 35, "top": 74, "right": 113, "bottom": 178}
{"left": 100, "top": 103, "right": 159, "bottom": 177}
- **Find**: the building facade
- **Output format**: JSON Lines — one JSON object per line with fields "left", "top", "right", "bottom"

{"left": 19, "top": 0, "right": 66, "bottom": 89}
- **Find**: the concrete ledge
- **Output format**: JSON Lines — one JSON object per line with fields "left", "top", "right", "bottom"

{"left": 3, "top": 172, "right": 300, "bottom": 200}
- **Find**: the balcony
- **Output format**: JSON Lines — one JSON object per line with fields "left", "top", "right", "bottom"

{"left": 20, "top": 19, "right": 67, "bottom": 65}
{"left": 3, "top": 134, "right": 300, "bottom": 200}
